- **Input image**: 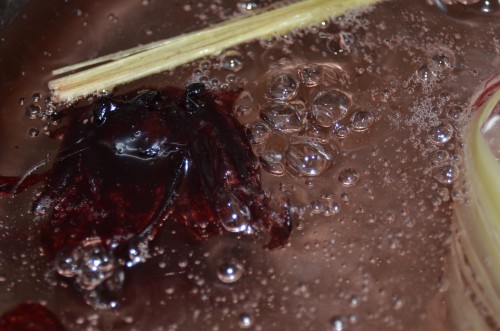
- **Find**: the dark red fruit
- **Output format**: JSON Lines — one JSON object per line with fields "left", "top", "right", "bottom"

{"left": 1, "top": 84, "right": 291, "bottom": 266}
{"left": 0, "top": 303, "right": 65, "bottom": 331}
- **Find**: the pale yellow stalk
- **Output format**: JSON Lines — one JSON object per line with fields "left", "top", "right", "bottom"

{"left": 49, "top": 0, "right": 382, "bottom": 103}
{"left": 449, "top": 88, "right": 500, "bottom": 331}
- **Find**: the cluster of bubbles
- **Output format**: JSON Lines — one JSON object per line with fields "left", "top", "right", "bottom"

{"left": 411, "top": 49, "right": 464, "bottom": 187}
{"left": 191, "top": 50, "right": 249, "bottom": 92}
{"left": 54, "top": 239, "right": 124, "bottom": 309}
{"left": 432, "top": 151, "right": 461, "bottom": 185}
{"left": 244, "top": 63, "right": 375, "bottom": 179}
{"left": 54, "top": 240, "right": 116, "bottom": 290}
{"left": 416, "top": 52, "right": 454, "bottom": 84}
{"left": 427, "top": 103, "right": 462, "bottom": 185}
{"left": 21, "top": 92, "right": 58, "bottom": 138}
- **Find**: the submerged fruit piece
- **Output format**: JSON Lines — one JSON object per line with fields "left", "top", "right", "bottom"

{"left": 1, "top": 84, "right": 292, "bottom": 293}
{"left": 0, "top": 303, "right": 65, "bottom": 331}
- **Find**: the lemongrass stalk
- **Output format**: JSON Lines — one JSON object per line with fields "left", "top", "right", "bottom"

{"left": 449, "top": 81, "right": 500, "bottom": 331}
{"left": 50, "top": 2, "right": 286, "bottom": 76}
{"left": 49, "top": 0, "right": 382, "bottom": 103}
{"left": 51, "top": 39, "right": 175, "bottom": 76}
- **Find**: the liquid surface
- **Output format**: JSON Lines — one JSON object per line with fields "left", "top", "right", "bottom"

{"left": 0, "top": 0, "right": 499, "bottom": 330}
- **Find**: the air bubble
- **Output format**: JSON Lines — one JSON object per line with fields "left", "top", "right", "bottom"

{"left": 238, "top": 313, "right": 253, "bottom": 329}
{"left": 298, "top": 64, "right": 324, "bottom": 87}
{"left": 216, "top": 191, "right": 251, "bottom": 233}
{"left": 349, "top": 295, "right": 359, "bottom": 307}
{"left": 83, "top": 269, "right": 124, "bottom": 309}
{"left": 210, "top": 78, "right": 220, "bottom": 87}
{"left": 422, "top": 53, "right": 453, "bottom": 80}
{"left": 417, "top": 64, "right": 431, "bottom": 81}
{"left": 280, "top": 33, "right": 295, "bottom": 45}
{"left": 220, "top": 50, "right": 245, "bottom": 72}
{"left": 433, "top": 164, "right": 460, "bottom": 184}
{"left": 25, "top": 105, "right": 41, "bottom": 119}
{"left": 267, "top": 73, "right": 299, "bottom": 101}
{"left": 259, "top": 150, "right": 286, "bottom": 175}
{"left": 393, "top": 296, "right": 404, "bottom": 310}
{"left": 340, "top": 32, "right": 355, "bottom": 49}
{"left": 341, "top": 192, "right": 350, "bottom": 203}
{"left": 432, "top": 150, "right": 450, "bottom": 164}
{"left": 332, "top": 122, "right": 350, "bottom": 138}
{"left": 309, "top": 200, "right": 324, "bottom": 214}
{"left": 107, "top": 13, "right": 119, "bottom": 23}
{"left": 237, "top": 1, "right": 260, "bottom": 14}
{"left": 428, "top": 123, "right": 454, "bottom": 144}
{"left": 338, "top": 168, "right": 360, "bottom": 187}
{"left": 246, "top": 121, "right": 271, "bottom": 144}
{"left": 311, "top": 90, "right": 351, "bottom": 127}
{"left": 330, "top": 316, "right": 345, "bottom": 331}
{"left": 260, "top": 102, "right": 303, "bottom": 133}
{"left": 236, "top": 105, "right": 253, "bottom": 116}
{"left": 478, "top": 0, "right": 499, "bottom": 12}
{"left": 350, "top": 110, "right": 374, "bottom": 132}
{"left": 32, "top": 92, "right": 41, "bottom": 102}
{"left": 323, "top": 201, "right": 341, "bottom": 216}
{"left": 226, "top": 74, "right": 236, "bottom": 83}
{"left": 259, "top": 36, "right": 278, "bottom": 49}
{"left": 55, "top": 248, "right": 83, "bottom": 278}
{"left": 198, "top": 76, "right": 209, "bottom": 84}
{"left": 199, "top": 60, "right": 211, "bottom": 70}
{"left": 325, "top": 34, "right": 346, "bottom": 55}
{"left": 431, "top": 54, "right": 452, "bottom": 73}
{"left": 446, "top": 107, "right": 463, "bottom": 120}
{"left": 217, "top": 260, "right": 245, "bottom": 283}
{"left": 234, "top": 91, "right": 255, "bottom": 116}
{"left": 28, "top": 128, "right": 39, "bottom": 137}
{"left": 285, "top": 139, "right": 335, "bottom": 177}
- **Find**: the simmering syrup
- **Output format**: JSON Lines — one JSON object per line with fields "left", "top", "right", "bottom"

{"left": 0, "top": 0, "right": 498, "bottom": 330}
